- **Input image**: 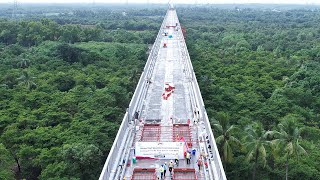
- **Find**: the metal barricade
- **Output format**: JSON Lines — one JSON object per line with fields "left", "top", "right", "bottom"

{"left": 140, "top": 124, "right": 161, "bottom": 142}
{"left": 173, "top": 168, "right": 197, "bottom": 180}
{"left": 131, "top": 168, "right": 157, "bottom": 180}
{"left": 173, "top": 124, "right": 192, "bottom": 148}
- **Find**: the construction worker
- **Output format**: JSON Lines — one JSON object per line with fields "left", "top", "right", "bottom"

{"left": 174, "top": 154, "right": 179, "bottom": 166}
{"left": 186, "top": 152, "right": 191, "bottom": 164}
{"left": 134, "top": 111, "right": 139, "bottom": 120}
{"left": 163, "top": 162, "right": 167, "bottom": 177}
{"left": 168, "top": 160, "right": 174, "bottom": 174}
{"left": 159, "top": 165, "right": 164, "bottom": 179}
{"left": 197, "top": 157, "right": 203, "bottom": 171}
{"left": 201, "top": 150, "right": 208, "bottom": 160}
{"left": 194, "top": 107, "right": 200, "bottom": 122}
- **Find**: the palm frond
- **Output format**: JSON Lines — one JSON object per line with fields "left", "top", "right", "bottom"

{"left": 215, "top": 135, "right": 224, "bottom": 145}
{"left": 259, "top": 145, "right": 267, "bottom": 167}
{"left": 285, "top": 142, "right": 294, "bottom": 156}
{"left": 226, "top": 125, "right": 237, "bottom": 134}
{"left": 245, "top": 149, "right": 255, "bottom": 162}
{"left": 212, "top": 123, "right": 223, "bottom": 134}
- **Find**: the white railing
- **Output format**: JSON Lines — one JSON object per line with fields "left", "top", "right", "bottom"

{"left": 174, "top": 10, "right": 227, "bottom": 180}
{"left": 100, "top": 8, "right": 227, "bottom": 180}
{"left": 99, "top": 9, "right": 169, "bottom": 180}
{"left": 99, "top": 112, "right": 130, "bottom": 180}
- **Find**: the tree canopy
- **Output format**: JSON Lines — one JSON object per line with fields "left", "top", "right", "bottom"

{"left": 0, "top": 3, "right": 320, "bottom": 180}
{"left": 181, "top": 5, "right": 320, "bottom": 179}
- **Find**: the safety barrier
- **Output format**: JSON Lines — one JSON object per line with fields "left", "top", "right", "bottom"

{"left": 99, "top": 10, "right": 170, "bottom": 180}
{"left": 131, "top": 168, "right": 157, "bottom": 180}
{"left": 173, "top": 124, "right": 192, "bottom": 148}
{"left": 173, "top": 168, "right": 197, "bottom": 180}
{"left": 140, "top": 124, "right": 161, "bottom": 142}
{"left": 135, "top": 124, "right": 195, "bottom": 143}
{"left": 174, "top": 9, "right": 227, "bottom": 180}
{"left": 100, "top": 8, "right": 227, "bottom": 180}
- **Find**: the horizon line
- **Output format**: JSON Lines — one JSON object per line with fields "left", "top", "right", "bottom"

{"left": 0, "top": 2, "right": 319, "bottom": 5}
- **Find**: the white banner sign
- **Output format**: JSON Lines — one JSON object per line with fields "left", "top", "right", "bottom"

{"left": 135, "top": 142, "right": 185, "bottom": 160}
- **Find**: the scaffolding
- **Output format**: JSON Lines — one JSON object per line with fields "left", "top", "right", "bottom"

{"left": 131, "top": 168, "right": 156, "bottom": 180}
{"left": 173, "top": 168, "right": 197, "bottom": 180}
{"left": 173, "top": 124, "right": 192, "bottom": 148}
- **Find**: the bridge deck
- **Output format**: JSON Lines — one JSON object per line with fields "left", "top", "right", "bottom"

{"left": 124, "top": 9, "right": 204, "bottom": 180}
{"left": 99, "top": 6, "right": 226, "bottom": 180}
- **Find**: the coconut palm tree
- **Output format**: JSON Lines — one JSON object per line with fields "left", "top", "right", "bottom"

{"left": 268, "top": 119, "right": 307, "bottom": 180}
{"left": 243, "top": 122, "right": 270, "bottom": 180}
{"left": 17, "top": 71, "right": 36, "bottom": 90}
{"left": 17, "top": 57, "right": 30, "bottom": 69}
{"left": 212, "top": 112, "right": 240, "bottom": 170}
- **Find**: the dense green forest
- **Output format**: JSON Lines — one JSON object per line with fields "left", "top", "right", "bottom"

{"left": 179, "top": 6, "right": 320, "bottom": 180}
{"left": 0, "top": 3, "right": 320, "bottom": 180}
{"left": 0, "top": 5, "right": 161, "bottom": 179}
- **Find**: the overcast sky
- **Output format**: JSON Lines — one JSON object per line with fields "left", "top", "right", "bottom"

{"left": 0, "top": 0, "right": 319, "bottom": 4}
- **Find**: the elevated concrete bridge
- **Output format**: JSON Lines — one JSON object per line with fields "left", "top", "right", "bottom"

{"left": 99, "top": 5, "right": 226, "bottom": 180}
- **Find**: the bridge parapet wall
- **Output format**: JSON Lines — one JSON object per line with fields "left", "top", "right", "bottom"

{"left": 174, "top": 10, "right": 227, "bottom": 180}
{"left": 99, "top": 10, "right": 170, "bottom": 180}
